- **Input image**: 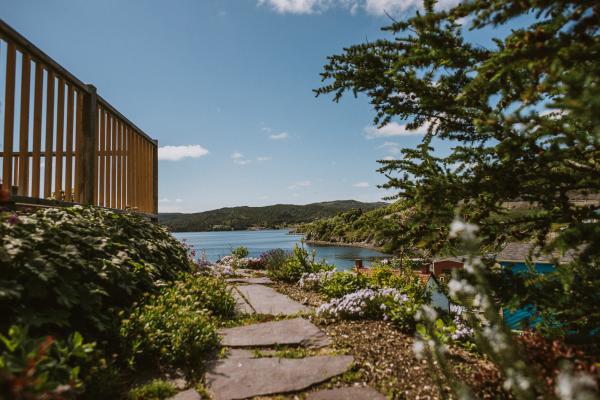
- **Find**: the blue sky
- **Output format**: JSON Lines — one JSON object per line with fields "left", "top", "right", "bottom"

{"left": 1, "top": 0, "right": 518, "bottom": 212}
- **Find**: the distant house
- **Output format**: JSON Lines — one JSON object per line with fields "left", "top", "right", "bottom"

{"left": 495, "top": 242, "right": 575, "bottom": 274}
{"left": 496, "top": 242, "right": 576, "bottom": 330}
{"left": 424, "top": 256, "right": 465, "bottom": 280}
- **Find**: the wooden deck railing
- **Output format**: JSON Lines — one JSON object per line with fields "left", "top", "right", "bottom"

{"left": 0, "top": 19, "right": 158, "bottom": 215}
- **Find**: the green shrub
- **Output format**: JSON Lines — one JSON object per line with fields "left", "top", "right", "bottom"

{"left": 231, "top": 246, "right": 249, "bottom": 259}
{"left": 170, "top": 273, "right": 237, "bottom": 319}
{"left": 128, "top": 379, "right": 176, "bottom": 400}
{"left": 261, "top": 248, "right": 288, "bottom": 273}
{"left": 0, "top": 325, "right": 95, "bottom": 400}
{"left": 268, "top": 245, "right": 333, "bottom": 283}
{"left": 319, "top": 272, "right": 368, "bottom": 300}
{"left": 382, "top": 295, "right": 425, "bottom": 332}
{"left": 0, "top": 207, "right": 193, "bottom": 338}
{"left": 367, "top": 264, "right": 427, "bottom": 301}
{"left": 120, "top": 275, "right": 230, "bottom": 368}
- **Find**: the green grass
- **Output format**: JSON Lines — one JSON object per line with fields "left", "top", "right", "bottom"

{"left": 128, "top": 379, "right": 177, "bottom": 400}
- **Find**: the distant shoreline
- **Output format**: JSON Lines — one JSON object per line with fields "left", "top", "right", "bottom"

{"left": 170, "top": 228, "right": 387, "bottom": 254}
{"left": 305, "top": 239, "right": 386, "bottom": 253}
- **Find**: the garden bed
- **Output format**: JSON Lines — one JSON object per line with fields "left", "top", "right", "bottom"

{"left": 271, "top": 281, "right": 506, "bottom": 399}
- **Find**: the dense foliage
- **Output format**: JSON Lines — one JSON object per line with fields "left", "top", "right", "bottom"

{"left": 158, "top": 200, "right": 385, "bottom": 232}
{"left": 0, "top": 207, "right": 199, "bottom": 398}
{"left": 0, "top": 326, "right": 95, "bottom": 400}
{"left": 120, "top": 274, "right": 234, "bottom": 368}
{"left": 267, "top": 245, "right": 333, "bottom": 283}
{"left": 0, "top": 207, "right": 192, "bottom": 338}
{"left": 316, "top": 0, "right": 600, "bottom": 337}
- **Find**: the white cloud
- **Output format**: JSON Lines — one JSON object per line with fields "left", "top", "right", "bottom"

{"left": 383, "top": 155, "right": 396, "bottom": 161}
{"left": 288, "top": 180, "right": 312, "bottom": 190}
{"left": 158, "top": 145, "right": 209, "bottom": 161}
{"left": 159, "top": 198, "right": 171, "bottom": 203}
{"left": 231, "top": 151, "right": 252, "bottom": 165}
{"left": 257, "top": 156, "right": 272, "bottom": 162}
{"left": 175, "top": 198, "right": 183, "bottom": 203}
{"left": 269, "top": 132, "right": 289, "bottom": 140}
{"left": 364, "top": 121, "right": 430, "bottom": 139}
{"left": 378, "top": 141, "right": 403, "bottom": 154}
{"left": 257, "top": 0, "right": 459, "bottom": 16}
{"left": 258, "top": 0, "right": 328, "bottom": 14}
{"left": 352, "top": 181, "right": 370, "bottom": 188}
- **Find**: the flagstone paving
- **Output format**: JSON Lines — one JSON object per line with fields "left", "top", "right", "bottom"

{"left": 205, "top": 355, "right": 354, "bottom": 400}
{"left": 226, "top": 277, "right": 273, "bottom": 285}
{"left": 233, "top": 284, "right": 310, "bottom": 315}
{"left": 219, "top": 318, "right": 331, "bottom": 348}
{"left": 168, "top": 389, "right": 202, "bottom": 400}
{"left": 167, "top": 279, "right": 385, "bottom": 400}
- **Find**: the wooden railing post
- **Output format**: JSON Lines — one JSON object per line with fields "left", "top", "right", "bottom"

{"left": 79, "top": 84, "right": 97, "bottom": 205}
{"left": 153, "top": 139, "right": 158, "bottom": 215}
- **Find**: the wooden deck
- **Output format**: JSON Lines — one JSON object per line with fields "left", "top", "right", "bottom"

{"left": 0, "top": 19, "right": 158, "bottom": 216}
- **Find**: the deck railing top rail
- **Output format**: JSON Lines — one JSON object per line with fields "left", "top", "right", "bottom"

{"left": 0, "top": 19, "right": 158, "bottom": 215}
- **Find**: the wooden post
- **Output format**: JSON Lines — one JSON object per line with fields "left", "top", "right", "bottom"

{"left": 2, "top": 42, "right": 16, "bottom": 194}
{"left": 354, "top": 259, "right": 364, "bottom": 271}
{"left": 79, "top": 84, "right": 97, "bottom": 205}
{"left": 153, "top": 139, "right": 158, "bottom": 216}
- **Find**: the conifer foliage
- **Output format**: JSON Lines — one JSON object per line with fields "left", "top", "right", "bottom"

{"left": 316, "top": 0, "right": 599, "bottom": 335}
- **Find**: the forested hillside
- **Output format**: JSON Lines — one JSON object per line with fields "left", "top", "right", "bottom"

{"left": 158, "top": 200, "right": 386, "bottom": 232}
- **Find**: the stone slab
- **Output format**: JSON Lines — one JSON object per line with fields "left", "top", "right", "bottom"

{"left": 235, "top": 284, "right": 310, "bottom": 315}
{"left": 168, "top": 389, "right": 202, "bottom": 400}
{"left": 231, "top": 290, "right": 255, "bottom": 314}
{"left": 206, "top": 355, "right": 354, "bottom": 400}
{"left": 307, "top": 387, "right": 387, "bottom": 400}
{"left": 219, "top": 318, "right": 330, "bottom": 348}
{"left": 226, "top": 277, "right": 273, "bottom": 285}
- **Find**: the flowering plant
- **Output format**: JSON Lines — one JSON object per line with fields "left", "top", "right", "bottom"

{"left": 316, "top": 287, "right": 409, "bottom": 320}
{"left": 298, "top": 271, "right": 335, "bottom": 291}
{"left": 319, "top": 271, "right": 369, "bottom": 299}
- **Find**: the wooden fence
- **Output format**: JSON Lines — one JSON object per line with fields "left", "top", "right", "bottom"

{"left": 0, "top": 19, "right": 158, "bottom": 215}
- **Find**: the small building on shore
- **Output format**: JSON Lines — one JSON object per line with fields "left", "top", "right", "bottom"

{"left": 495, "top": 242, "right": 576, "bottom": 330}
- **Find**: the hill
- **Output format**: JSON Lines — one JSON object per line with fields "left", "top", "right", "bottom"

{"left": 295, "top": 202, "right": 405, "bottom": 253}
{"left": 158, "top": 200, "right": 387, "bottom": 232}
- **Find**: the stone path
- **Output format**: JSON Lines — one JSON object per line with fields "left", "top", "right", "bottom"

{"left": 219, "top": 318, "right": 331, "bottom": 348}
{"left": 206, "top": 355, "right": 355, "bottom": 400}
{"left": 168, "top": 277, "right": 385, "bottom": 400}
{"left": 233, "top": 284, "right": 310, "bottom": 315}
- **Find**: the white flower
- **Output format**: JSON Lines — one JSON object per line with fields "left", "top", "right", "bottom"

{"left": 449, "top": 218, "right": 479, "bottom": 240}
{"left": 556, "top": 370, "right": 598, "bottom": 400}
{"left": 412, "top": 340, "right": 425, "bottom": 359}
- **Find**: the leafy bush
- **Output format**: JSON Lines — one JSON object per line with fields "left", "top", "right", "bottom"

{"left": 0, "top": 325, "right": 95, "bottom": 399}
{"left": 168, "top": 273, "right": 236, "bottom": 319}
{"left": 267, "top": 245, "right": 333, "bottom": 283}
{"left": 120, "top": 275, "right": 230, "bottom": 368}
{"left": 0, "top": 207, "right": 193, "bottom": 337}
{"left": 319, "top": 272, "right": 368, "bottom": 300}
{"left": 128, "top": 379, "right": 177, "bottom": 400}
{"left": 367, "top": 264, "right": 427, "bottom": 301}
{"left": 260, "top": 249, "right": 288, "bottom": 273}
{"left": 231, "top": 246, "right": 249, "bottom": 259}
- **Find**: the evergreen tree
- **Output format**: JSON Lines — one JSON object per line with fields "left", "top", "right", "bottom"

{"left": 316, "top": 0, "right": 599, "bottom": 336}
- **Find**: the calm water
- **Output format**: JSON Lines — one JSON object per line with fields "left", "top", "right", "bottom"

{"left": 173, "top": 230, "right": 388, "bottom": 271}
